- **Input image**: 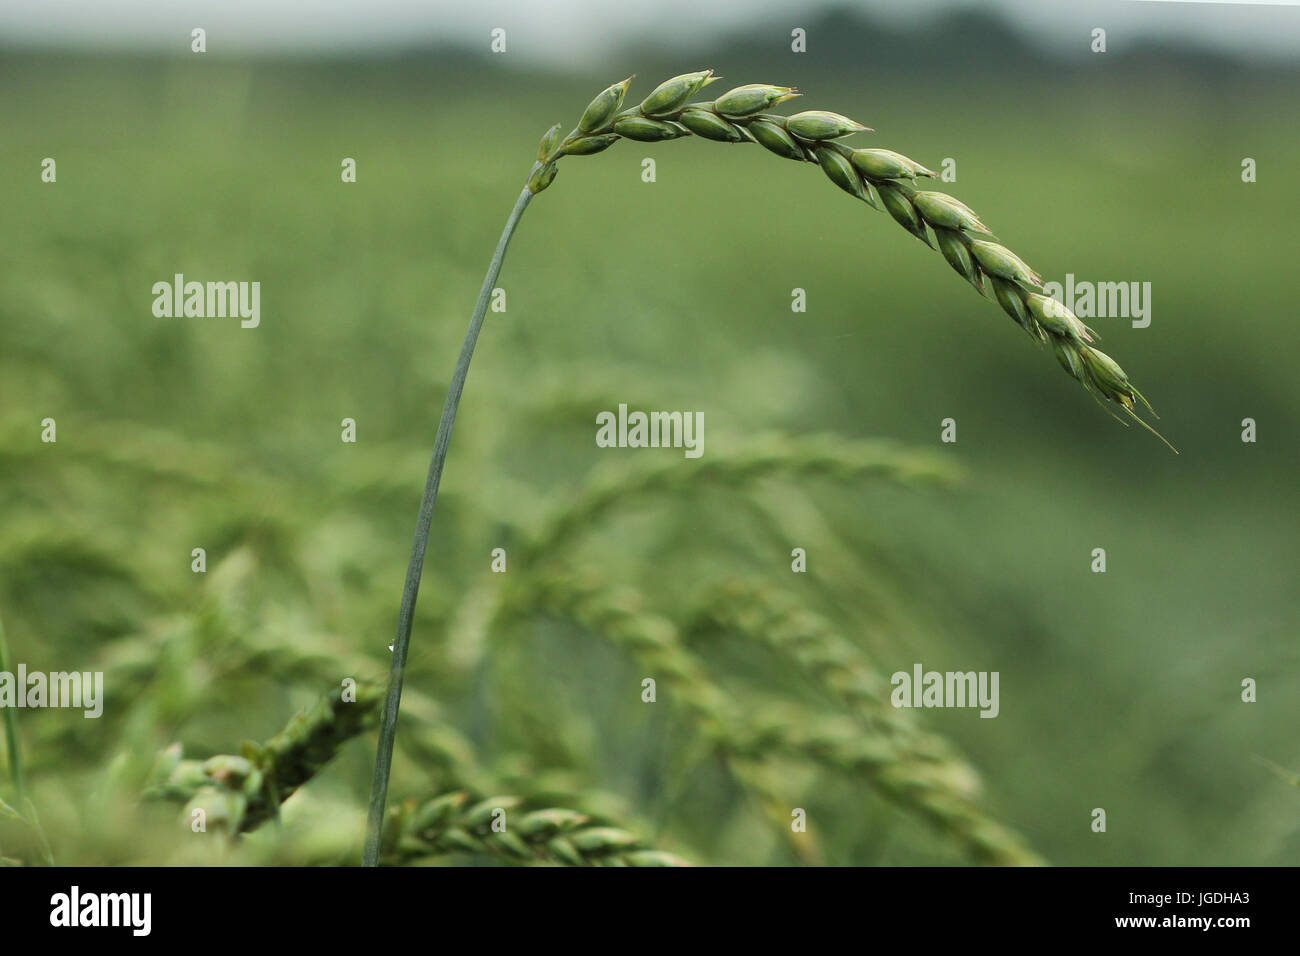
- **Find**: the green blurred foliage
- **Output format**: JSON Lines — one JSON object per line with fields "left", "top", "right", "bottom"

{"left": 0, "top": 20, "right": 1298, "bottom": 864}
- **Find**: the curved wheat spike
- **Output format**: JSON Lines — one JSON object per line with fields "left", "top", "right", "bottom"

{"left": 691, "top": 582, "right": 1043, "bottom": 866}
{"left": 146, "top": 682, "right": 384, "bottom": 833}
{"left": 532, "top": 71, "right": 1174, "bottom": 451}
{"left": 528, "top": 433, "right": 959, "bottom": 560}
{"left": 444, "top": 435, "right": 958, "bottom": 681}
{"left": 143, "top": 679, "right": 686, "bottom": 865}
{"left": 523, "top": 566, "right": 807, "bottom": 857}
{"left": 527, "top": 566, "right": 1042, "bottom": 865}
{"left": 382, "top": 790, "right": 690, "bottom": 866}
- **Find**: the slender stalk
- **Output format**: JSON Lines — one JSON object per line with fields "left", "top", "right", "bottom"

{"left": 363, "top": 175, "right": 537, "bottom": 866}
{"left": 0, "top": 611, "right": 24, "bottom": 805}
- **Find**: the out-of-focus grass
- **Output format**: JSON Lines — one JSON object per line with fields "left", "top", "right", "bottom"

{"left": 0, "top": 48, "right": 1297, "bottom": 864}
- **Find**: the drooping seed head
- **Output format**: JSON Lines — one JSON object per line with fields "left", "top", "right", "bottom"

{"left": 578, "top": 77, "right": 633, "bottom": 134}
{"left": 969, "top": 240, "right": 1043, "bottom": 289}
{"left": 912, "top": 192, "right": 992, "bottom": 236}
{"left": 561, "top": 133, "right": 621, "bottom": 156}
{"left": 1025, "top": 293, "right": 1093, "bottom": 343}
{"left": 786, "top": 110, "right": 871, "bottom": 141}
{"left": 747, "top": 118, "right": 807, "bottom": 161}
{"left": 850, "top": 148, "right": 936, "bottom": 181}
{"left": 612, "top": 115, "right": 687, "bottom": 142}
{"left": 713, "top": 84, "right": 799, "bottom": 117}
{"left": 677, "top": 108, "right": 745, "bottom": 142}
{"left": 530, "top": 72, "right": 1171, "bottom": 449}
{"left": 640, "top": 70, "right": 718, "bottom": 117}
{"left": 537, "top": 124, "right": 563, "bottom": 163}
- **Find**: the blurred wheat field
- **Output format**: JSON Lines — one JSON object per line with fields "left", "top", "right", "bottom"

{"left": 1, "top": 44, "right": 1298, "bottom": 865}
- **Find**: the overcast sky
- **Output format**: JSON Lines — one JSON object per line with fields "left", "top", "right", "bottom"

{"left": 3, "top": 0, "right": 1299, "bottom": 63}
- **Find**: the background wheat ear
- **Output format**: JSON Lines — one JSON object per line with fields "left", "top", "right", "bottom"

{"left": 150, "top": 682, "right": 383, "bottom": 834}
{"left": 689, "top": 584, "right": 1043, "bottom": 866}
{"left": 383, "top": 791, "right": 691, "bottom": 867}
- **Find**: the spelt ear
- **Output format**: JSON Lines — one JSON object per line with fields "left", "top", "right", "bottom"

{"left": 536, "top": 71, "right": 1171, "bottom": 446}
{"left": 690, "top": 582, "right": 1043, "bottom": 866}
{"left": 151, "top": 683, "right": 384, "bottom": 833}
{"left": 386, "top": 788, "right": 692, "bottom": 866}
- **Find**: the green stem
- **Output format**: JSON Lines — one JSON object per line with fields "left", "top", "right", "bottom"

{"left": 362, "top": 176, "right": 538, "bottom": 866}
{"left": 0, "top": 611, "right": 23, "bottom": 805}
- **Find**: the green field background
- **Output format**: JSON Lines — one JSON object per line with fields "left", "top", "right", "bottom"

{"left": 1, "top": 14, "right": 1298, "bottom": 865}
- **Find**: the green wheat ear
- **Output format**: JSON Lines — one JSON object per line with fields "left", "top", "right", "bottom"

{"left": 362, "top": 70, "right": 1177, "bottom": 866}
{"left": 383, "top": 791, "right": 691, "bottom": 867}
{"left": 150, "top": 682, "right": 384, "bottom": 834}
{"left": 533, "top": 70, "right": 1174, "bottom": 451}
